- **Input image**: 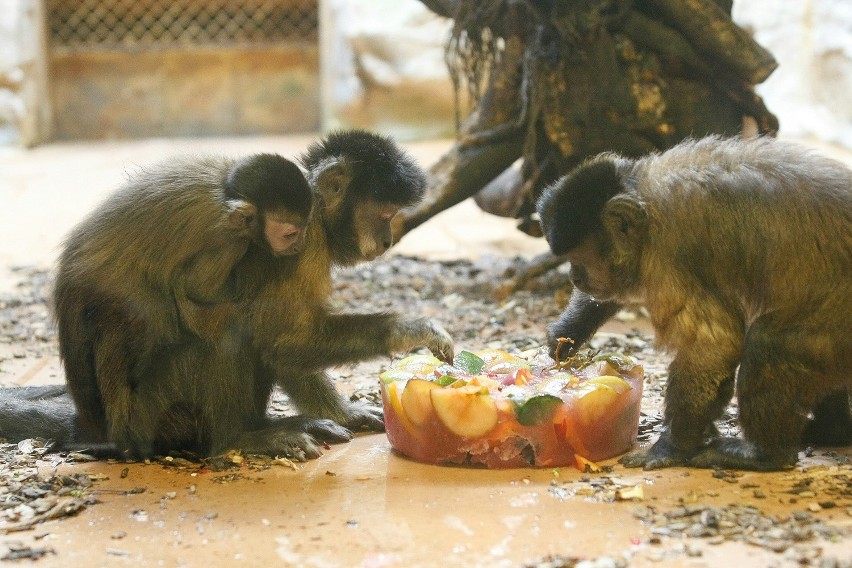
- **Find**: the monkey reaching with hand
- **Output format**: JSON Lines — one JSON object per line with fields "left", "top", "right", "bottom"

{"left": 537, "top": 136, "right": 851, "bottom": 471}
{"left": 0, "top": 130, "right": 454, "bottom": 460}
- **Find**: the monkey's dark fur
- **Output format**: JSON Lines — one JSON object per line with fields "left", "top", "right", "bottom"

{"left": 537, "top": 136, "right": 852, "bottom": 471}
{"left": 56, "top": 153, "right": 314, "bottom": 451}
{"left": 0, "top": 130, "right": 454, "bottom": 459}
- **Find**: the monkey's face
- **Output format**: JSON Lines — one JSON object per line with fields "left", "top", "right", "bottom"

{"left": 564, "top": 234, "right": 626, "bottom": 302}
{"left": 262, "top": 210, "right": 308, "bottom": 256}
{"left": 352, "top": 199, "right": 400, "bottom": 261}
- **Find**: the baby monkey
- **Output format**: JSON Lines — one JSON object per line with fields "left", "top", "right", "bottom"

{"left": 537, "top": 136, "right": 852, "bottom": 471}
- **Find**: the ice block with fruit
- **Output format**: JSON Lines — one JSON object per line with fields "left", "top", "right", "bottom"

{"left": 380, "top": 348, "right": 644, "bottom": 469}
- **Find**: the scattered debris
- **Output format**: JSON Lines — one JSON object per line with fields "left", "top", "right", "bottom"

{"left": 522, "top": 554, "right": 628, "bottom": 568}
{"left": 614, "top": 485, "right": 644, "bottom": 501}
{"left": 1, "top": 542, "right": 56, "bottom": 561}
{"left": 549, "top": 475, "right": 645, "bottom": 503}
{"left": 0, "top": 268, "right": 55, "bottom": 361}
{"left": 632, "top": 503, "right": 846, "bottom": 554}
{"left": 0, "top": 258, "right": 850, "bottom": 567}
{"left": 0, "top": 439, "right": 96, "bottom": 534}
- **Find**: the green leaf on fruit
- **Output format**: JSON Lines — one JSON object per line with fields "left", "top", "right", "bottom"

{"left": 434, "top": 375, "right": 457, "bottom": 387}
{"left": 453, "top": 350, "right": 485, "bottom": 375}
{"left": 512, "top": 394, "right": 562, "bottom": 426}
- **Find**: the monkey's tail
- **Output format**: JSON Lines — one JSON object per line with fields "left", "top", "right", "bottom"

{"left": 0, "top": 385, "right": 77, "bottom": 447}
{"left": 0, "top": 385, "right": 121, "bottom": 457}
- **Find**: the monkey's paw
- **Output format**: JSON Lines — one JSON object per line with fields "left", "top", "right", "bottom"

{"left": 341, "top": 402, "right": 385, "bottom": 432}
{"left": 392, "top": 318, "right": 455, "bottom": 363}
{"left": 238, "top": 427, "right": 328, "bottom": 461}
{"left": 239, "top": 417, "right": 359, "bottom": 461}
{"left": 688, "top": 438, "right": 796, "bottom": 471}
{"left": 801, "top": 410, "right": 852, "bottom": 446}
{"left": 619, "top": 435, "right": 694, "bottom": 469}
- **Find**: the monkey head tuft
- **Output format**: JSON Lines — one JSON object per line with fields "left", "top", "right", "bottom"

{"left": 536, "top": 158, "right": 625, "bottom": 255}
{"left": 300, "top": 130, "right": 426, "bottom": 207}
{"left": 226, "top": 154, "right": 313, "bottom": 217}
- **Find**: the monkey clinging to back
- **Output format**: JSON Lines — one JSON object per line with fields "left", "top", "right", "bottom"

{"left": 0, "top": 130, "right": 454, "bottom": 459}
{"left": 537, "top": 136, "right": 852, "bottom": 471}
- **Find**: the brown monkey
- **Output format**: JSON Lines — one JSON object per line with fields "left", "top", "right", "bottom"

{"left": 174, "top": 154, "right": 312, "bottom": 335}
{"left": 49, "top": 153, "right": 313, "bottom": 453}
{"left": 235, "top": 130, "right": 455, "bottom": 459}
{"left": 537, "top": 136, "right": 852, "bottom": 471}
{"left": 0, "top": 130, "right": 453, "bottom": 460}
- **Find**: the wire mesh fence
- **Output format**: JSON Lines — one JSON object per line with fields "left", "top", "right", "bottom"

{"left": 47, "top": 0, "right": 318, "bottom": 52}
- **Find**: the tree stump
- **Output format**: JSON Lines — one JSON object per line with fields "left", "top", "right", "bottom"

{"left": 394, "top": 0, "right": 778, "bottom": 295}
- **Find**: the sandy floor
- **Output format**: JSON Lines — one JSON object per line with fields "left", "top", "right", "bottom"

{"left": 0, "top": 135, "right": 850, "bottom": 567}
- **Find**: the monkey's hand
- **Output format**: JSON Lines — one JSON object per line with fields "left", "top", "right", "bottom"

{"left": 688, "top": 438, "right": 797, "bottom": 471}
{"left": 546, "top": 294, "right": 621, "bottom": 359}
{"left": 619, "top": 431, "right": 697, "bottom": 469}
{"left": 389, "top": 318, "right": 454, "bottom": 363}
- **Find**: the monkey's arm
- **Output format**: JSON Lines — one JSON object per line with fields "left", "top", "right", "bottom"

{"left": 174, "top": 242, "right": 248, "bottom": 338}
{"left": 277, "top": 370, "right": 385, "bottom": 434}
{"left": 254, "top": 312, "right": 451, "bottom": 434}
{"left": 547, "top": 291, "right": 622, "bottom": 357}
{"left": 267, "top": 312, "right": 454, "bottom": 369}
{"left": 620, "top": 353, "right": 737, "bottom": 469}
{"left": 620, "top": 301, "right": 744, "bottom": 470}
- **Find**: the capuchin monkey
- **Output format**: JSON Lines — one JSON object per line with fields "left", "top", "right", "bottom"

{"left": 537, "top": 136, "right": 852, "bottom": 471}
{"left": 174, "top": 154, "right": 312, "bottom": 336}
{"left": 0, "top": 132, "right": 454, "bottom": 460}
{"left": 237, "top": 130, "right": 455, "bottom": 459}
{"left": 7, "top": 153, "right": 313, "bottom": 455}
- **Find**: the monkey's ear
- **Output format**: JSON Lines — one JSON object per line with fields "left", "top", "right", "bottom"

{"left": 310, "top": 156, "right": 353, "bottom": 209}
{"left": 602, "top": 195, "right": 648, "bottom": 246}
{"left": 226, "top": 199, "right": 258, "bottom": 230}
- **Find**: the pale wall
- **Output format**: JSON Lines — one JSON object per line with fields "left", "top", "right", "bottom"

{"left": 2, "top": 1, "right": 852, "bottom": 148}
{"left": 734, "top": 0, "right": 852, "bottom": 147}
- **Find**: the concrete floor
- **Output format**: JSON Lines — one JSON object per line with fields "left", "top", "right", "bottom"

{"left": 0, "top": 135, "right": 850, "bottom": 567}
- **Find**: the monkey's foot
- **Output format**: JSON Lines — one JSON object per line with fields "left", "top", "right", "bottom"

{"left": 237, "top": 429, "right": 324, "bottom": 461}
{"left": 618, "top": 436, "right": 695, "bottom": 469}
{"left": 238, "top": 417, "right": 356, "bottom": 461}
{"left": 802, "top": 419, "right": 852, "bottom": 447}
{"left": 688, "top": 438, "right": 796, "bottom": 471}
{"left": 341, "top": 402, "right": 385, "bottom": 432}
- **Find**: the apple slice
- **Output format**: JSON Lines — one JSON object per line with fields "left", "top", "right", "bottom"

{"left": 387, "top": 381, "right": 417, "bottom": 435}
{"left": 573, "top": 382, "right": 621, "bottom": 425}
{"left": 583, "top": 375, "right": 631, "bottom": 394}
{"left": 379, "top": 369, "right": 415, "bottom": 384}
{"left": 430, "top": 385, "right": 498, "bottom": 438}
{"left": 401, "top": 379, "right": 440, "bottom": 426}
{"left": 477, "top": 349, "right": 529, "bottom": 375}
{"left": 381, "top": 354, "right": 445, "bottom": 384}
